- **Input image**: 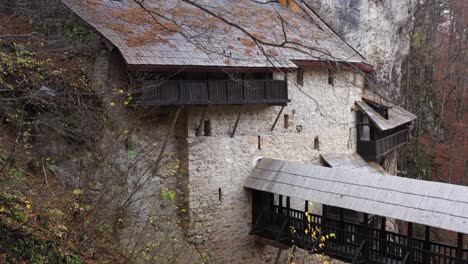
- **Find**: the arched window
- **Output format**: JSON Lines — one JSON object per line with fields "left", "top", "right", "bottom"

{"left": 314, "top": 137, "right": 320, "bottom": 150}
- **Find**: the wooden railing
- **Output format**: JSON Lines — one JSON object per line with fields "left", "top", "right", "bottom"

{"left": 250, "top": 206, "right": 468, "bottom": 263}
{"left": 134, "top": 79, "right": 288, "bottom": 105}
{"left": 358, "top": 128, "right": 410, "bottom": 161}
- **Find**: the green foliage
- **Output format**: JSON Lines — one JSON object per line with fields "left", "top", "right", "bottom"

{"left": 0, "top": 190, "right": 84, "bottom": 264}
{"left": 9, "top": 167, "right": 24, "bottom": 180}
{"left": 0, "top": 226, "right": 83, "bottom": 264}
{"left": 0, "top": 191, "right": 29, "bottom": 224}
{"left": 0, "top": 43, "right": 48, "bottom": 87}
{"left": 64, "top": 20, "right": 93, "bottom": 42}
{"left": 161, "top": 189, "right": 176, "bottom": 201}
{"left": 45, "top": 158, "right": 58, "bottom": 172}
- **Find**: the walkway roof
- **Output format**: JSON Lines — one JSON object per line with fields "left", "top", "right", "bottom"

{"left": 244, "top": 158, "right": 468, "bottom": 234}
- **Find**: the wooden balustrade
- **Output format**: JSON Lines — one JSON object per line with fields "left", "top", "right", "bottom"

{"left": 358, "top": 128, "right": 410, "bottom": 161}
{"left": 134, "top": 79, "right": 289, "bottom": 105}
{"left": 250, "top": 206, "right": 468, "bottom": 263}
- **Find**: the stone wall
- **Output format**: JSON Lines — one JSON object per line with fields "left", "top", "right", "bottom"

{"left": 305, "top": 0, "right": 415, "bottom": 99}
{"left": 184, "top": 68, "right": 364, "bottom": 263}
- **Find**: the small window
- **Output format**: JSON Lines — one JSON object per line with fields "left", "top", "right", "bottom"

{"left": 203, "top": 120, "right": 211, "bottom": 136}
{"left": 297, "top": 67, "right": 304, "bottom": 86}
{"left": 359, "top": 116, "right": 370, "bottom": 141}
{"left": 284, "top": 114, "right": 289, "bottom": 129}
{"left": 328, "top": 68, "right": 335, "bottom": 86}
{"left": 257, "top": 136, "right": 261, "bottom": 150}
{"left": 314, "top": 137, "right": 320, "bottom": 150}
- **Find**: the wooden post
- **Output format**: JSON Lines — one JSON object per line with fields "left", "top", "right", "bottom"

{"left": 230, "top": 107, "right": 242, "bottom": 138}
{"left": 379, "top": 217, "right": 387, "bottom": 256}
{"left": 362, "top": 213, "right": 370, "bottom": 261}
{"left": 407, "top": 222, "right": 414, "bottom": 264}
{"left": 278, "top": 195, "right": 283, "bottom": 230}
{"left": 456, "top": 233, "right": 464, "bottom": 264}
{"left": 270, "top": 105, "right": 285, "bottom": 131}
{"left": 321, "top": 204, "right": 328, "bottom": 242}
{"left": 339, "top": 208, "right": 345, "bottom": 245}
{"left": 304, "top": 200, "right": 309, "bottom": 213}
{"left": 423, "top": 226, "right": 431, "bottom": 264}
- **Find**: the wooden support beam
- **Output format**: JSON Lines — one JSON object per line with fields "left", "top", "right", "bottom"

{"left": 379, "top": 217, "right": 387, "bottom": 255}
{"left": 270, "top": 105, "right": 285, "bottom": 131}
{"left": 322, "top": 205, "right": 328, "bottom": 233}
{"left": 230, "top": 107, "right": 242, "bottom": 138}
{"left": 407, "top": 222, "right": 414, "bottom": 264}
{"left": 456, "top": 233, "right": 464, "bottom": 264}
{"left": 351, "top": 240, "right": 367, "bottom": 264}
{"left": 339, "top": 208, "right": 345, "bottom": 245}
{"left": 362, "top": 213, "right": 370, "bottom": 261}
{"left": 195, "top": 107, "right": 208, "bottom": 137}
{"left": 304, "top": 200, "right": 309, "bottom": 212}
{"left": 423, "top": 226, "right": 431, "bottom": 264}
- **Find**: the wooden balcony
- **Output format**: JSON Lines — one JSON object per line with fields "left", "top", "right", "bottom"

{"left": 134, "top": 79, "right": 288, "bottom": 106}
{"left": 358, "top": 128, "right": 410, "bottom": 161}
{"left": 250, "top": 205, "right": 468, "bottom": 264}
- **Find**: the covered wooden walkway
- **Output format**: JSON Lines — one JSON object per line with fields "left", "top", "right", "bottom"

{"left": 244, "top": 159, "right": 468, "bottom": 263}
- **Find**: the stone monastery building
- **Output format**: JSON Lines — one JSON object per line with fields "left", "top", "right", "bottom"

{"left": 61, "top": 0, "right": 468, "bottom": 263}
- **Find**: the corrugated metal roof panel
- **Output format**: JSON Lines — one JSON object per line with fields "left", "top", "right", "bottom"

{"left": 61, "top": 0, "right": 368, "bottom": 68}
{"left": 244, "top": 158, "right": 468, "bottom": 234}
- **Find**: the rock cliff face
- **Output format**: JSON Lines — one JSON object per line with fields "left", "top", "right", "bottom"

{"left": 305, "top": 0, "right": 414, "bottom": 98}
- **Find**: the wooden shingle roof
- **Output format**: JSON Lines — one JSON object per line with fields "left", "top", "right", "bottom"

{"left": 61, "top": 0, "right": 369, "bottom": 69}
{"left": 321, "top": 153, "right": 389, "bottom": 175}
{"left": 356, "top": 101, "right": 417, "bottom": 131}
{"left": 244, "top": 158, "right": 468, "bottom": 234}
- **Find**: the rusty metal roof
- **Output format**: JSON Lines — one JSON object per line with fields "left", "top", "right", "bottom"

{"left": 244, "top": 158, "right": 468, "bottom": 234}
{"left": 61, "top": 0, "right": 368, "bottom": 69}
{"left": 321, "top": 153, "right": 389, "bottom": 175}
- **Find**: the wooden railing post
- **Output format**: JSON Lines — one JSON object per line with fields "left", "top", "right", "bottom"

{"left": 379, "top": 217, "right": 387, "bottom": 256}
{"left": 242, "top": 80, "right": 246, "bottom": 103}
{"left": 456, "top": 233, "right": 464, "bottom": 264}
{"left": 178, "top": 79, "right": 182, "bottom": 104}
{"left": 224, "top": 80, "right": 228, "bottom": 102}
{"left": 362, "top": 213, "right": 370, "bottom": 261}
{"left": 423, "top": 226, "right": 431, "bottom": 264}
{"left": 339, "top": 208, "right": 345, "bottom": 245}
{"left": 279, "top": 195, "right": 283, "bottom": 215}
{"left": 322, "top": 205, "right": 328, "bottom": 235}
{"left": 407, "top": 222, "right": 414, "bottom": 264}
